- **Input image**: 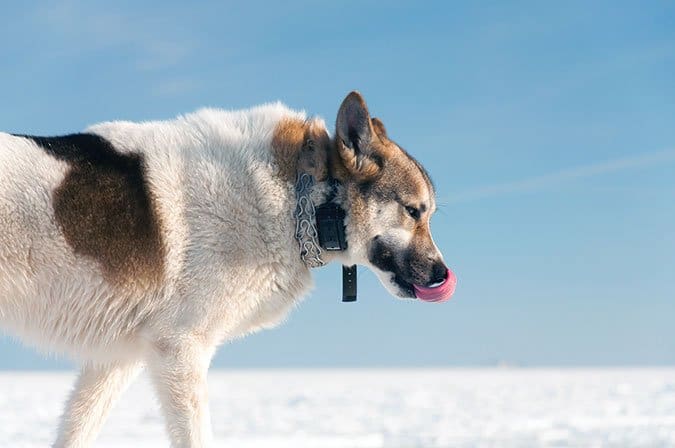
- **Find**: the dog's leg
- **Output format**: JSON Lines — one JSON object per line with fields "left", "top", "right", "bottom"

{"left": 53, "top": 362, "right": 141, "bottom": 448}
{"left": 148, "top": 339, "right": 214, "bottom": 448}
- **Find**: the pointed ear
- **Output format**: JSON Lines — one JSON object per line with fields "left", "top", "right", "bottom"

{"left": 371, "top": 117, "right": 388, "bottom": 140}
{"left": 335, "top": 91, "right": 381, "bottom": 179}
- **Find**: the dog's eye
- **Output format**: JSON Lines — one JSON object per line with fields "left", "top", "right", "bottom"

{"left": 405, "top": 206, "right": 420, "bottom": 220}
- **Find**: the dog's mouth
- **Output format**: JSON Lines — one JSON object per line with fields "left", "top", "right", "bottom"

{"left": 393, "top": 274, "right": 416, "bottom": 298}
{"left": 393, "top": 268, "right": 456, "bottom": 303}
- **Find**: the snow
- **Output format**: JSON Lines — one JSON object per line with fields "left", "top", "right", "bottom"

{"left": 1, "top": 368, "right": 675, "bottom": 447}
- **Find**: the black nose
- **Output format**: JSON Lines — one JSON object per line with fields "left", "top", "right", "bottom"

{"left": 429, "top": 262, "right": 448, "bottom": 285}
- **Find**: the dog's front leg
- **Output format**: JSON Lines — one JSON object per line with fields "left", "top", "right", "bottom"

{"left": 148, "top": 337, "right": 214, "bottom": 448}
{"left": 53, "top": 362, "right": 141, "bottom": 448}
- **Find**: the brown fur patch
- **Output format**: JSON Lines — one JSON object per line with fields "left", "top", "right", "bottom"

{"left": 369, "top": 131, "right": 434, "bottom": 209}
{"left": 271, "top": 117, "right": 330, "bottom": 183}
{"left": 336, "top": 139, "right": 383, "bottom": 180}
{"left": 24, "top": 134, "right": 165, "bottom": 287}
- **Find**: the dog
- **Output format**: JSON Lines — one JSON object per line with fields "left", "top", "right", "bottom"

{"left": 0, "top": 91, "right": 456, "bottom": 447}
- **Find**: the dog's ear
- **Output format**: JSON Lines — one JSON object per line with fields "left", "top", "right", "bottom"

{"left": 336, "top": 91, "right": 382, "bottom": 179}
{"left": 371, "top": 118, "right": 387, "bottom": 140}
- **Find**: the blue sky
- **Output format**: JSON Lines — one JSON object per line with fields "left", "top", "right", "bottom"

{"left": 1, "top": 1, "right": 674, "bottom": 368}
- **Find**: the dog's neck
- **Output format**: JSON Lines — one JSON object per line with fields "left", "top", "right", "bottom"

{"left": 292, "top": 132, "right": 357, "bottom": 302}
{"left": 293, "top": 135, "right": 346, "bottom": 267}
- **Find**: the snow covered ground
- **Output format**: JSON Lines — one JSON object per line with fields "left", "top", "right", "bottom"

{"left": 1, "top": 368, "right": 674, "bottom": 447}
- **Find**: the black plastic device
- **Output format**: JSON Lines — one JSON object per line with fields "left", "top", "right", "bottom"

{"left": 315, "top": 202, "right": 356, "bottom": 302}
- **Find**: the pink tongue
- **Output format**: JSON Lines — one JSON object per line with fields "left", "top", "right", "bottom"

{"left": 413, "top": 268, "right": 456, "bottom": 303}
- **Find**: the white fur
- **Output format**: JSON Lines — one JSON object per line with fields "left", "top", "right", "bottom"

{"left": 0, "top": 103, "right": 322, "bottom": 447}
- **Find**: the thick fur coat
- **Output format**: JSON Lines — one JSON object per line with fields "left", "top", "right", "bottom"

{"left": 0, "top": 92, "right": 454, "bottom": 447}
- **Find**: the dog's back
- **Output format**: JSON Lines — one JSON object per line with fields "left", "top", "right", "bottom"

{"left": 0, "top": 103, "right": 315, "bottom": 364}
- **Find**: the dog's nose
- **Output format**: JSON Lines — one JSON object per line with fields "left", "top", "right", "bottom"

{"left": 428, "top": 262, "right": 448, "bottom": 286}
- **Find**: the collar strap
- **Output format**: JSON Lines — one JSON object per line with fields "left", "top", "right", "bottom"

{"left": 294, "top": 173, "right": 357, "bottom": 302}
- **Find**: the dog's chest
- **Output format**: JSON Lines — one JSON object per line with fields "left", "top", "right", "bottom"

{"left": 203, "top": 260, "right": 312, "bottom": 338}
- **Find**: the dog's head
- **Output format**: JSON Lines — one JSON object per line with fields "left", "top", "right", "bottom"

{"left": 330, "top": 92, "right": 456, "bottom": 302}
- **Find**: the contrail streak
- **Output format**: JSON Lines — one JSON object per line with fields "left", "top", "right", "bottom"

{"left": 445, "top": 148, "right": 675, "bottom": 204}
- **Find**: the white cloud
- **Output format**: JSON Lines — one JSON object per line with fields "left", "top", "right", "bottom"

{"left": 31, "top": 1, "right": 194, "bottom": 71}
